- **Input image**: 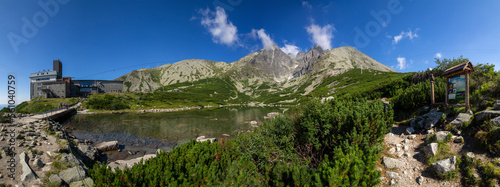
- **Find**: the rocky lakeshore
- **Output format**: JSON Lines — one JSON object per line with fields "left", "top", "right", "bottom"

{"left": 0, "top": 113, "right": 170, "bottom": 186}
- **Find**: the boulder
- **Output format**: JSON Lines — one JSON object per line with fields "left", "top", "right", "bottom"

{"left": 55, "top": 131, "right": 64, "bottom": 138}
{"left": 59, "top": 153, "right": 79, "bottom": 166}
{"left": 406, "top": 127, "right": 415, "bottom": 135}
{"left": 69, "top": 177, "right": 94, "bottom": 187}
{"left": 417, "top": 176, "right": 424, "bottom": 185}
{"left": 59, "top": 166, "right": 87, "bottom": 184}
{"left": 390, "top": 179, "right": 397, "bottom": 185}
{"left": 432, "top": 156, "right": 457, "bottom": 174}
{"left": 423, "top": 143, "right": 439, "bottom": 156}
{"left": 466, "top": 152, "right": 475, "bottom": 159}
{"left": 386, "top": 171, "right": 399, "bottom": 179}
{"left": 383, "top": 157, "right": 404, "bottom": 169}
{"left": 417, "top": 120, "right": 425, "bottom": 129}
{"left": 435, "top": 131, "right": 450, "bottom": 142}
{"left": 77, "top": 144, "right": 98, "bottom": 161}
{"left": 107, "top": 154, "right": 157, "bottom": 171}
{"left": 475, "top": 110, "right": 500, "bottom": 122}
{"left": 423, "top": 110, "right": 444, "bottom": 129}
{"left": 196, "top": 136, "right": 216, "bottom": 143}
{"left": 403, "top": 145, "right": 409, "bottom": 151}
{"left": 454, "top": 136, "right": 464, "bottom": 143}
{"left": 490, "top": 116, "right": 500, "bottom": 127}
{"left": 94, "top": 141, "right": 119, "bottom": 152}
{"left": 49, "top": 174, "right": 63, "bottom": 186}
{"left": 32, "top": 157, "right": 44, "bottom": 168}
{"left": 388, "top": 147, "right": 396, "bottom": 155}
{"left": 450, "top": 113, "right": 473, "bottom": 126}
{"left": 19, "top": 152, "right": 36, "bottom": 181}
{"left": 397, "top": 151, "right": 404, "bottom": 158}
{"left": 494, "top": 100, "right": 500, "bottom": 110}
{"left": 250, "top": 121, "right": 258, "bottom": 128}
{"left": 406, "top": 135, "right": 416, "bottom": 140}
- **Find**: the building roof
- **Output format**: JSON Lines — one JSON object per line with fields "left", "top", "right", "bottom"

{"left": 29, "top": 70, "right": 58, "bottom": 78}
{"left": 441, "top": 61, "right": 474, "bottom": 78}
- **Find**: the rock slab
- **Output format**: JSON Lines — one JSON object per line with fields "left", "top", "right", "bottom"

{"left": 424, "top": 110, "right": 444, "bottom": 129}
{"left": 494, "top": 100, "right": 500, "bottom": 110}
{"left": 383, "top": 157, "right": 403, "bottom": 169}
{"left": 490, "top": 116, "right": 500, "bottom": 127}
{"left": 49, "top": 174, "right": 63, "bottom": 186}
{"left": 432, "top": 156, "right": 457, "bottom": 174}
{"left": 95, "top": 141, "right": 119, "bottom": 152}
{"left": 19, "top": 152, "right": 36, "bottom": 181}
{"left": 423, "top": 143, "right": 439, "bottom": 156}
{"left": 69, "top": 177, "right": 94, "bottom": 187}
{"left": 475, "top": 110, "right": 500, "bottom": 122}
{"left": 450, "top": 113, "right": 472, "bottom": 126}
{"left": 386, "top": 171, "right": 399, "bottom": 179}
{"left": 77, "top": 144, "right": 98, "bottom": 161}
{"left": 59, "top": 166, "right": 87, "bottom": 184}
{"left": 435, "top": 131, "right": 450, "bottom": 141}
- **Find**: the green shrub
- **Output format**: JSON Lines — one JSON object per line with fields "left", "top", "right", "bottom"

{"left": 474, "top": 129, "right": 500, "bottom": 156}
{"left": 444, "top": 133, "right": 453, "bottom": 142}
{"left": 460, "top": 155, "right": 479, "bottom": 186}
{"left": 89, "top": 98, "right": 394, "bottom": 186}
{"left": 392, "top": 77, "right": 446, "bottom": 112}
{"left": 85, "top": 94, "right": 130, "bottom": 110}
{"left": 479, "top": 162, "right": 500, "bottom": 186}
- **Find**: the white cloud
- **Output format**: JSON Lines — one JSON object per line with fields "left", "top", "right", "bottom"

{"left": 392, "top": 28, "right": 420, "bottom": 44}
{"left": 280, "top": 44, "right": 301, "bottom": 58}
{"left": 199, "top": 7, "right": 238, "bottom": 46}
{"left": 396, "top": 57, "right": 407, "bottom": 70}
{"left": 393, "top": 35, "right": 403, "bottom": 44}
{"left": 251, "top": 29, "right": 275, "bottom": 50}
{"left": 435, "top": 52, "right": 442, "bottom": 58}
{"left": 302, "top": 1, "right": 312, "bottom": 9}
{"left": 306, "top": 23, "right": 334, "bottom": 50}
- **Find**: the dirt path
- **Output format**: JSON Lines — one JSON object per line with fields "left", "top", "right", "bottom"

{"left": 0, "top": 115, "right": 61, "bottom": 186}
{"left": 380, "top": 124, "right": 461, "bottom": 187}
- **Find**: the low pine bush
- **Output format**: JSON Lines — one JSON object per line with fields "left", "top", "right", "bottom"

{"left": 89, "top": 98, "right": 394, "bottom": 186}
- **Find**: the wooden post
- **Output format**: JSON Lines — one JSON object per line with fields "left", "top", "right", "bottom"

{"left": 430, "top": 80, "right": 435, "bottom": 105}
{"left": 465, "top": 72, "right": 470, "bottom": 111}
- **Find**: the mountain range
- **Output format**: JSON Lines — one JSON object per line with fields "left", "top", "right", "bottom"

{"left": 115, "top": 46, "right": 396, "bottom": 104}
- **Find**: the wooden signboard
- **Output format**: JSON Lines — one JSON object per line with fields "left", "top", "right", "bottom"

{"left": 439, "top": 61, "right": 474, "bottom": 110}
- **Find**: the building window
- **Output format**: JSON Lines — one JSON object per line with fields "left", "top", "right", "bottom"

{"left": 37, "top": 87, "right": 41, "bottom": 90}
{"left": 38, "top": 83, "right": 41, "bottom": 85}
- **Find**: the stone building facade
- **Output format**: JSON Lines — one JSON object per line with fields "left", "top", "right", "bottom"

{"left": 30, "top": 60, "right": 123, "bottom": 100}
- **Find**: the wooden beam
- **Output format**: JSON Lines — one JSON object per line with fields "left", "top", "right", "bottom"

{"left": 431, "top": 81, "right": 435, "bottom": 105}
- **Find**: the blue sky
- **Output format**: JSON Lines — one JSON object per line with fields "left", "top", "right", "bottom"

{"left": 0, "top": 0, "right": 499, "bottom": 104}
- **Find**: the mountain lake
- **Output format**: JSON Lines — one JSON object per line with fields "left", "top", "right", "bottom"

{"left": 63, "top": 106, "right": 285, "bottom": 162}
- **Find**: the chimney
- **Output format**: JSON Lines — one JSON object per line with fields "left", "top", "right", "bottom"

{"left": 53, "top": 59, "right": 62, "bottom": 79}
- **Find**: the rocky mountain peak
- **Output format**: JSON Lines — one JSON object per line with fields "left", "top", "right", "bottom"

{"left": 235, "top": 44, "right": 296, "bottom": 80}
{"left": 117, "top": 45, "right": 395, "bottom": 92}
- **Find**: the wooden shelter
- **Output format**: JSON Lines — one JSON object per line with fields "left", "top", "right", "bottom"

{"left": 437, "top": 61, "right": 475, "bottom": 110}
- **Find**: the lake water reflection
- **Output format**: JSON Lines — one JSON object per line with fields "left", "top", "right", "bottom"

{"left": 65, "top": 106, "right": 285, "bottom": 145}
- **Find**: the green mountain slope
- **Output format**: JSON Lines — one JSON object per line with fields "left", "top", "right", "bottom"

{"left": 115, "top": 46, "right": 400, "bottom": 105}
